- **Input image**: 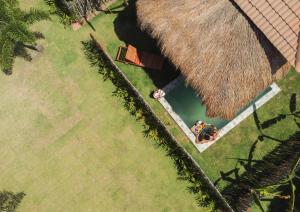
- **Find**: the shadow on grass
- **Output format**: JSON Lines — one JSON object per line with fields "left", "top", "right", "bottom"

{"left": 214, "top": 94, "right": 300, "bottom": 211}
{"left": 112, "top": 0, "right": 179, "bottom": 88}
{"left": 84, "top": 16, "right": 96, "bottom": 31}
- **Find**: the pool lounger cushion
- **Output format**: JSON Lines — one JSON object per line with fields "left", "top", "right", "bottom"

{"left": 116, "top": 45, "right": 164, "bottom": 70}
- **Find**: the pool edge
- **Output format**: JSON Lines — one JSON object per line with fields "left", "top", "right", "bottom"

{"left": 159, "top": 77, "right": 281, "bottom": 153}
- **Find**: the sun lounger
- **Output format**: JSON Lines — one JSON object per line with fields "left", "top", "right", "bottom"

{"left": 116, "top": 45, "right": 164, "bottom": 70}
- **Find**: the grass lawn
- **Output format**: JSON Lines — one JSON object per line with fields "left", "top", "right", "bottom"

{"left": 85, "top": 1, "right": 300, "bottom": 210}
{"left": 0, "top": 0, "right": 204, "bottom": 211}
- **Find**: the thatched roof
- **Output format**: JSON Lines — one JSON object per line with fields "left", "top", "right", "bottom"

{"left": 136, "top": 0, "right": 290, "bottom": 119}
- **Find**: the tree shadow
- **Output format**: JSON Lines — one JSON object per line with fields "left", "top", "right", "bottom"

{"left": 214, "top": 167, "right": 241, "bottom": 186}
{"left": 5, "top": 32, "right": 46, "bottom": 76}
{"left": 216, "top": 94, "right": 300, "bottom": 211}
{"left": 113, "top": 0, "right": 179, "bottom": 88}
{"left": 84, "top": 16, "right": 96, "bottom": 31}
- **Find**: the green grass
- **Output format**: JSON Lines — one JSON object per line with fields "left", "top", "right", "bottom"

{"left": 5, "top": 0, "right": 298, "bottom": 210}
{"left": 0, "top": 1, "right": 205, "bottom": 211}
{"left": 83, "top": 2, "right": 300, "bottom": 210}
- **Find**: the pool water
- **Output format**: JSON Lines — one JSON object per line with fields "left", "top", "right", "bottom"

{"left": 165, "top": 80, "right": 271, "bottom": 129}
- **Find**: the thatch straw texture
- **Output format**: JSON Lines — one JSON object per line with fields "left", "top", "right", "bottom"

{"left": 136, "top": 0, "right": 289, "bottom": 119}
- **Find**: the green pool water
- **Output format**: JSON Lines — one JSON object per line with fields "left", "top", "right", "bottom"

{"left": 165, "top": 80, "right": 272, "bottom": 129}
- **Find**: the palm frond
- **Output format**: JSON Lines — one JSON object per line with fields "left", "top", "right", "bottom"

{"left": 22, "top": 8, "right": 50, "bottom": 24}
{"left": 252, "top": 191, "right": 265, "bottom": 212}
{"left": 0, "top": 39, "right": 14, "bottom": 71}
{"left": 254, "top": 181, "right": 289, "bottom": 192}
{"left": 289, "top": 181, "right": 296, "bottom": 212}
{"left": 5, "top": 22, "right": 36, "bottom": 44}
{"left": 0, "top": 0, "right": 48, "bottom": 73}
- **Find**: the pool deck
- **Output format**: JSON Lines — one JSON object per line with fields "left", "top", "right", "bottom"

{"left": 159, "top": 76, "right": 281, "bottom": 153}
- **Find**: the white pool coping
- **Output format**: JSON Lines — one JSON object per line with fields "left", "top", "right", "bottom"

{"left": 158, "top": 76, "right": 281, "bottom": 153}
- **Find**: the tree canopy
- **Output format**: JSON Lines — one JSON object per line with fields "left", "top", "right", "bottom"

{"left": 0, "top": 0, "right": 49, "bottom": 74}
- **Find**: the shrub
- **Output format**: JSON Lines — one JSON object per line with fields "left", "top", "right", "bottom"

{"left": 0, "top": 191, "right": 25, "bottom": 212}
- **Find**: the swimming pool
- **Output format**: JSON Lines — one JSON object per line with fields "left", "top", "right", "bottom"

{"left": 159, "top": 76, "right": 280, "bottom": 153}
{"left": 165, "top": 80, "right": 228, "bottom": 129}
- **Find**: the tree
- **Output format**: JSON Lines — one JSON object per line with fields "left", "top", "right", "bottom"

{"left": 0, "top": 0, "right": 49, "bottom": 75}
